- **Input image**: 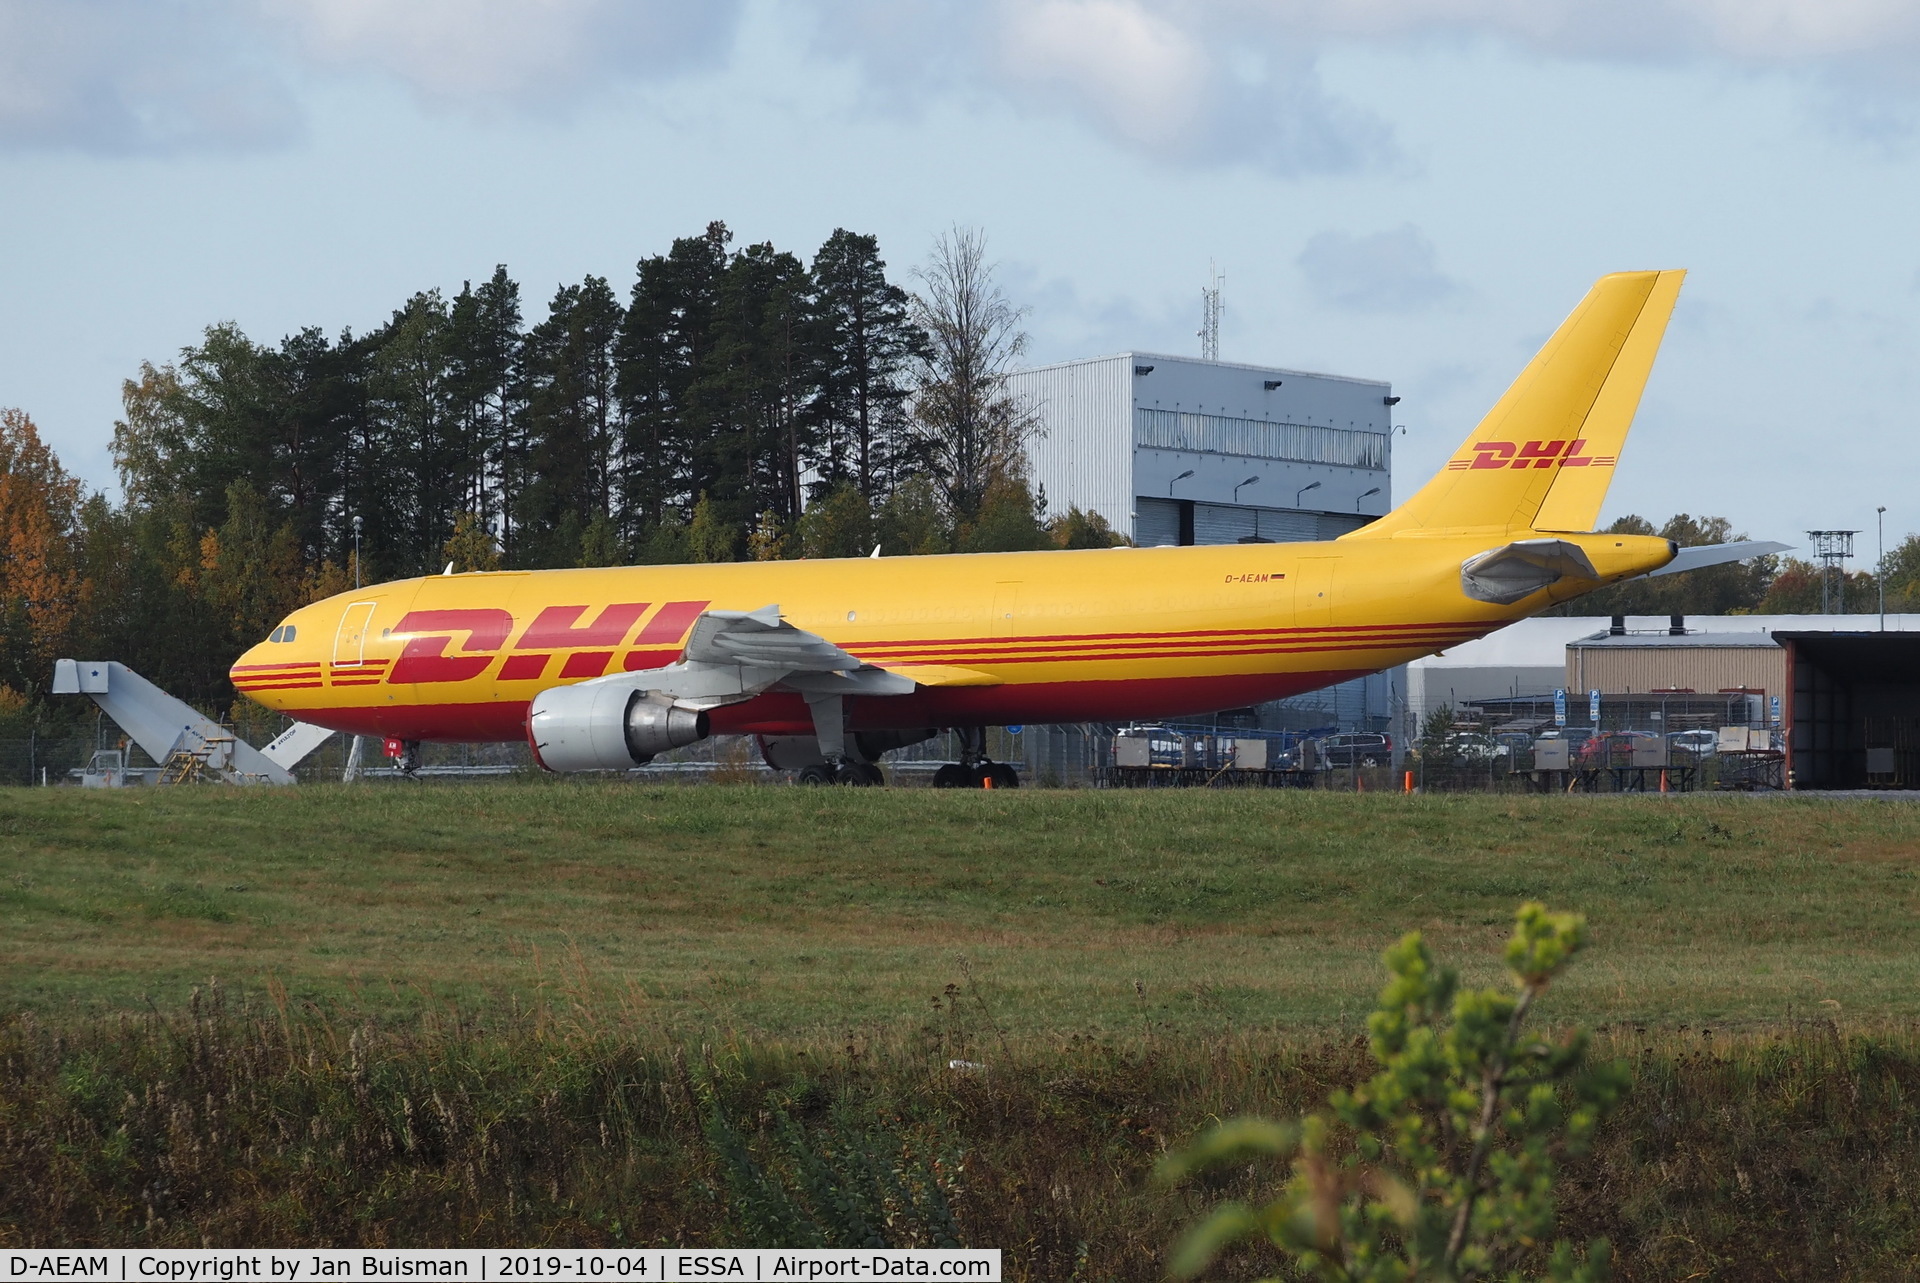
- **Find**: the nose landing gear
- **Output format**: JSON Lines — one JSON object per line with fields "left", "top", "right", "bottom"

{"left": 383, "top": 737, "right": 422, "bottom": 777}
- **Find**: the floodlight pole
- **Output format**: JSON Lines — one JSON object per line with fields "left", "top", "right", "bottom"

{"left": 1879, "top": 506, "right": 1887, "bottom": 631}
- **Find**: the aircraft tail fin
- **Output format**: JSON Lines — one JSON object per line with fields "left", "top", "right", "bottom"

{"left": 1350, "top": 269, "right": 1684, "bottom": 538}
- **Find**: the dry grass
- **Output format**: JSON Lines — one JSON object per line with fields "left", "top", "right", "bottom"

{"left": 3, "top": 992, "right": 1918, "bottom": 1280}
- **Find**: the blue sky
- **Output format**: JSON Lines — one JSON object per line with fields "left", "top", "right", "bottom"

{"left": 3, "top": 0, "right": 1919, "bottom": 557}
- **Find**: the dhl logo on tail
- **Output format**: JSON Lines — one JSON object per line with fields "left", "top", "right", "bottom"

{"left": 1446, "top": 439, "right": 1618, "bottom": 471}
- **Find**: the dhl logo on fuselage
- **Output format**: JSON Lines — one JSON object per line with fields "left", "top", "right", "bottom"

{"left": 381, "top": 600, "right": 709, "bottom": 685}
{"left": 1444, "top": 438, "right": 1617, "bottom": 471}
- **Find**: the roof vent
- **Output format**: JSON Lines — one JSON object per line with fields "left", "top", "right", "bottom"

{"left": 1609, "top": 615, "right": 1626, "bottom": 636}
{"left": 1669, "top": 614, "right": 1686, "bottom": 636}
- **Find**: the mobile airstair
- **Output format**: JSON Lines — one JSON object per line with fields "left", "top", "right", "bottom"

{"left": 52, "top": 659, "right": 335, "bottom": 785}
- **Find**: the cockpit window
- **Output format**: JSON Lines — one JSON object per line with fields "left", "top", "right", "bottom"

{"left": 269, "top": 625, "right": 297, "bottom": 643}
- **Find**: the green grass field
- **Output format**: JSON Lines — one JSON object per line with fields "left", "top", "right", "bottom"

{"left": 4, "top": 783, "right": 1916, "bottom": 1032}
{"left": 10, "top": 783, "right": 1920, "bottom": 1275}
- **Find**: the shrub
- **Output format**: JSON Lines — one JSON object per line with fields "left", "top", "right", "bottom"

{"left": 1162, "top": 903, "right": 1626, "bottom": 1281}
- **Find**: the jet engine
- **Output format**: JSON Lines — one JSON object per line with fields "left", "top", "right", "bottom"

{"left": 527, "top": 682, "right": 709, "bottom": 772}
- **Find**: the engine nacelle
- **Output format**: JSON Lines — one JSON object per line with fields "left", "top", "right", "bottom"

{"left": 628, "top": 695, "right": 710, "bottom": 759}
{"left": 527, "top": 682, "right": 709, "bottom": 772}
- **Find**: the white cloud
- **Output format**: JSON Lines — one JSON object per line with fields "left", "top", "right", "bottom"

{"left": 0, "top": 0, "right": 300, "bottom": 152}
{"left": 807, "top": 0, "right": 1395, "bottom": 175}
{"left": 1296, "top": 225, "right": 1464, "bottom": 312}
{"left": 261, "top": 0, "right": 741, "bottom": 107}
{"left": 996, "top": 1, "right": 1210, "bottom": 151}
{"left": 0, "top": 0, "right": 739, "bottom": 153}
{"left": 1211, "top": 0, "right": 1920, "bottom": 70}
{"left": 13, "top": 0, "right": 1920, "bottom": 160}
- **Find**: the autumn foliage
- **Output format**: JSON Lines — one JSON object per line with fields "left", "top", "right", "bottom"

{"left": 0, "top": 408, "right": 85, "bottom": 696}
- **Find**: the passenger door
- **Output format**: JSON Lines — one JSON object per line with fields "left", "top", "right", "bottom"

{"left": 332, "top": 601, "right": 378, "bottom": 667}
{"left": 1293, "top": 558, "right": 1335, "bottom": 628}
{"left": 991, "top": 582, "right": 1021, "bottom": 640}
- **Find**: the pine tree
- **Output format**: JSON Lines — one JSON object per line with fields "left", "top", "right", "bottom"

{"left": 696, "top": 239, "right": 814, "bottom": 552}
{"left": 808, "top": 229, "right": 925, "bottom": 501}
{"left": 446, "top": 267, "right": 524, "bottom": 560}
{"left": 264, "top": 325, "right": 363, "bottom": 570}
{"left": 618, "top": 221, "right": 732, "bottom": 545}
{"left": 519, "top": 276, "right": 622, "bottom": 567}
{"left": 368, "top": 291, "right": 457, "bottom": 572}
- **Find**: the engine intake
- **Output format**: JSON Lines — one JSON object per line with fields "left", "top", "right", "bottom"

{"left": 527, "top": 682, "right": 709, "bottom": 772}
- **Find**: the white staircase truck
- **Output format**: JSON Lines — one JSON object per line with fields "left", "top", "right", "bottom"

{"left": 52, "top": 659, "right": 336, "bottom": 785}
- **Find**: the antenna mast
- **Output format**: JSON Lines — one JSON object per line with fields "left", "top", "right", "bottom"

{"left": 1807, "top": 530, "right": 1858, "bottom": 614}
{"left": 1198, "top": 261, "right": 1222, "bottom": 362}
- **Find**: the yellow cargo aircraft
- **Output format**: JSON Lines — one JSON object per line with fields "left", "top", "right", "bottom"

{"left": 233, "top": 269, "right": 1761, "bottom": 785}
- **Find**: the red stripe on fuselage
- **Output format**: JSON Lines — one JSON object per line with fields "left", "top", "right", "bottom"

{"left": 843, "top": 619, "right": 1486, "bottom": 655}
{"left": 271, "top": 668, "right": 1380, "bottom": 742}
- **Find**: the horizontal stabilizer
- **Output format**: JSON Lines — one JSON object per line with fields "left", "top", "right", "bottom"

{"left": 1647, "top": 540, "right": 1791, "bottom": 577}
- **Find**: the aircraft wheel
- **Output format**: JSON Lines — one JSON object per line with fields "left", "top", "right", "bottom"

{"left": 978, "top": 763, "right": 1019, "bottom": 789}
{"left": 795, "top": 764, "right": 836, "bottom": 786}
{"left": 933, "top": 764, "right": 972, "bottom": 789}
{"left": 838, "top": 761, "right": 884, "bottom": 787}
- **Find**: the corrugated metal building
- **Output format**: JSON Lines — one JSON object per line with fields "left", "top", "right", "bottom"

{"left": 1409, "top": 615, "right": 1920, "bottom": 723}
{"left": 1006, "top": 352, "right": 1394, "bottom": 546}
{"left": 1565, "top": 629, "right": 1786, "bottom": 697}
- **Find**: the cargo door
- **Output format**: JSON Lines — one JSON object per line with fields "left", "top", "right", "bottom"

{"left": 332, "top": 601, "right": 378, "bottom": 667}
{"left": 1294, "top": 558, "right": 1335, "bottom": 628}
{"left": 991, "top": 582, "right": 1021, "bottom": 640}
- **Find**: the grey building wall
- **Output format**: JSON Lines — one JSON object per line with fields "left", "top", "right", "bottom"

{"left": 1007, "top": 351, "right": 1393, "bottom": 545}
{"left": 1011, "top": 354, "right": 1135, "bottom": 535}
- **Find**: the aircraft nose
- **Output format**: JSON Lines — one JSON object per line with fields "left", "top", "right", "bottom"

{"left": 230, "top": 638, "right": 297, "bottom": 709}
{"left": 230, "top": 642, "right": 266, "bottom": 681}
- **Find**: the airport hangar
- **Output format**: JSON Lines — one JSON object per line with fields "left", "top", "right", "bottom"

{"left": 1004, "top": 351, "right": 1401, "bottom": 758}
{"left": 1409, "top": 614, "right": 1920, "bottom": 789}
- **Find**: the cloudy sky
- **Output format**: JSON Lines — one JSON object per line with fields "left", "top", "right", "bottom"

{"left": 4, "top": 0, "right": 1920, "bottom": 552}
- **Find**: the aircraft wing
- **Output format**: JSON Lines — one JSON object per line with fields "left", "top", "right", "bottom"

{"left": 883, "top": 663, "right": 1002, "bottom": 687}
{"left": 683, "top": 605, "right": 863, "bottom": 671}
{"left": 1647, "top": 540, "right": 1791, "bottom": 577}
{"left": 612, "top": 604, "right": 920, "bottom": 704}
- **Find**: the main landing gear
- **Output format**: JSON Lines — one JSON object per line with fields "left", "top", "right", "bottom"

{"left": 932, "top": 726, "right": 1020, "bottom": 790}
{"left": 795, "top": 760, "right": 885, "bottom": 787}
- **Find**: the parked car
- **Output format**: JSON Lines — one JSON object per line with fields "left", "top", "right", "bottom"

{"left": 1494, "top": 731, "right": 1535, "bottom": 755}
{"left": 1538, "top": 727, "right": 1595, "bottom": 752}
{"left": 1315, "top": 732, "right": 1392, "bottom": 767}
{"left": 1445, "top": 732, "right": 1502, "bottom": 762}
{"left": 1666, "top": 729, "right": 1718, "bottom": 757}
{"left": 1579, "top": 730, "right": 1665, "bottom": 765}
